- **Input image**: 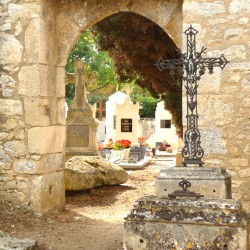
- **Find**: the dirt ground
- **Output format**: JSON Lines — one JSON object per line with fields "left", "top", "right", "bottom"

{"left": 0, "top": 159, "right": 175, "bottom": 250}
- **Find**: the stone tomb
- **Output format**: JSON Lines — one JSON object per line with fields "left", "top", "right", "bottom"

{"left": 155, "top": 166, "right": 232, "bottom": 199}
{"left": 153, "top": 101, "right": 179, "bottom": 150}
{"left": 66, "top": 61, "right": 98, "bottom": 159}
{"left": 105, "top": 89, "right": 140, "bottom": 144}
{"left": 124, "top": 196, "right": 249, "bottom": 250}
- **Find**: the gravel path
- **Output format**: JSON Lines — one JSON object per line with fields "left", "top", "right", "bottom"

{"left": 0, "top": 158, "right": 175, "bottom": 250}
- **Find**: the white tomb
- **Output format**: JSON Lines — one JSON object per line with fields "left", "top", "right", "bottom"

{"left": 153, "top": 101, "right": 178, "bottom": 149}
{"left": 105, "top": 91, "right": 140, "bottom": 145}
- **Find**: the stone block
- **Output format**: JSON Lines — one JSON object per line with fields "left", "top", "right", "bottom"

{"left": 0, "top": 231, "right": 37, "bottom": 250}
{"left": 14, "top": 160, "right": 38, "bottom": 174}
{"left": 0, "top": 99, "right": 23, "bottom": 116}
{"left": 124, "top": 196, "right": 249, "bottom": 250}
{"left": 224, "top": 28, "right": 248, "bottom": 40}
{"left": 242, "top": 75, "right": 250, "bottom": 91}
{"left": 57, "top": 99, "right": 66, "bottom": 125}
{"left": 175, "top": 152, "right": 183, "bottom": 166}
{"left": 198, "top": 95, "right": 234, "bottom": 126}
{"left": 14, "top": 153, "right": 63, "bottom": 174}
{"left": 30, "top": 172, "right": 65, "bottom": 212}
{"left": 184, "top": 1, "right": 225, "bottom": 17}
{"left": 7, "top": 3, "right": 41, "bottom": 23}
{"left": 198, "top": 68, "right": 221, "bottom": 94}
{"left": 229, "top": 0, "right": 250, "bottom": 14}
{"left": 25, "top": 18, "right": 40, "bottom": 63}
{"left": 155, "top": 167, "right": 232, "bottom": 199}
{"left": 56, "top": 67, "right": 65, "bottom": 97}
{"left": 0, "top": 33, "right": 23, "bottom": 65}
{"left": 18, "top": 65, "right": 40, "bottom": 97}
{"left": 223, "top": 45, "right": 246, "bottom": 61}
{"left": 230, "top": 158, "right": 249, "bottom": 168}
{"left": 4, "top": 141, "right": 26, "bottom": 157}
{"left": 24, "top": 97, "right": 52, "bottom": 126}
{"left": 24, "top": 98, "right": 40, "bottom": 126}
{"left": 28, "top": 126, "right": 65, "bottom": 154}
{"left": 40, "top": 65, "right": 56, "bottom": 97}
{"left": 200, "top": 126, "right": 227, "bottom": 155}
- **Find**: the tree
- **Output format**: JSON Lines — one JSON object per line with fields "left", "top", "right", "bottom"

{"left": 65, "top": 29, "right": 159, "bottom": 119}
{"left": 92, "top": 12, "right": 182, "bottom": 132}
{"left": 66, "top": 30, "right": 118, "bottom": 98}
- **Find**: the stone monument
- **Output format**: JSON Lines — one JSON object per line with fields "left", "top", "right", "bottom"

{"left": 123, "top": 25, "right": 249, "bottom": 249}
{"left": 105, "top": 88, "right": 140, "bottom": 145}
{"left": 155, "top": 25, "right": 232, "bottom": 199}
{"left": 66, "top": 61, "right": 98, "bottom": 160}
{"left": 154, "top": 100, "right": 178, "bottom": 149}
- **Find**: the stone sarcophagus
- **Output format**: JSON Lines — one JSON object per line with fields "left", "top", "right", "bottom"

{"left": 124, "top": 196, "right": 249, "bottom": 250}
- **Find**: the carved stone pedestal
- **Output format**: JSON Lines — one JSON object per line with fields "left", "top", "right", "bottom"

{"left": 155, "top": 166, "right": 232, "bottom": 199}
{"left": 124, "top": 196, "right": 249, "bottom": 250}
{"left": 65, "top": 61, "right": 98, "bottom": 159}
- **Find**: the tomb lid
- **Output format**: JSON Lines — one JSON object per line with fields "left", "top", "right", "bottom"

{"left": 125, "top": 195, "right": 249, "bottom": 227}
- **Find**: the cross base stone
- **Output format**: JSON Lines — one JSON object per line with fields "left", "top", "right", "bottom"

{"left": 155, "top": 166, "right": 232, "bottom": 199}
{"left": 124, "top": 196, "right": 249, "bottom": 250}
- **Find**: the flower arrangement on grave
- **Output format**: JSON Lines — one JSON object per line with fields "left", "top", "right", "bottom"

{"left": 138, "top": 136, "right": 149, "bottom": 147}
{"left": 97, "top": 141, "right": 103, "bottom": 151}
{"left": 157, "top": 140, "right": 172, "bottom": 151}
{"left": 112, "top": 139, "right": 131, "bottom": 150}
{"left": 166, "top": 147, "right": 173, "bottom": 153}
{"left": 103, "top": 138, "right": 114, "bottom": 149}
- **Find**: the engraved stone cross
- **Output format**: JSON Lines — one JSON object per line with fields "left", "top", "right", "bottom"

{"left": 156, "top": 25, "right": 228, "bottom": 167}
{"left": 72, "top": 61, "right": 91, "bottom": 109}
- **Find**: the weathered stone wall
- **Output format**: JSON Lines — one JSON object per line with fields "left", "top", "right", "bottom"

{"left": 0, "top": 0, "right": 182, "bottom": 212}
{"left": 0, "top": 0, "right": 65, "bottom": 212}
{"left": 182, "top": 0, "right": 250, "bottom": 210}
{"left": 0, "top": 0, "right": 249, "bottom": 213}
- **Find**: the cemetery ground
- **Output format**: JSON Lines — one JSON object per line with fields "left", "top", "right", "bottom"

{"left": 0, "top": 159, "right": 174, "bottom": 250}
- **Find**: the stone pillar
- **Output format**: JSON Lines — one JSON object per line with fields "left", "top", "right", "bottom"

{"left": 0, "top": 1, "right": 65, "bottom": 212}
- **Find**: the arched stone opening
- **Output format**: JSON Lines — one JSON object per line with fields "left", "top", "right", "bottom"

{"left": 0, "top": 0, "right": 183, "bottom": 213}
{"left": 1, "top": 0, "right": 250, "bottom": 217}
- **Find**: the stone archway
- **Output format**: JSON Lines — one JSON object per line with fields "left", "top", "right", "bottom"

{"left": 2, "top": 0, "right": 249, "bottom": 213}
{"left": 0, "top": 0, "right": 183, "bottom": 213}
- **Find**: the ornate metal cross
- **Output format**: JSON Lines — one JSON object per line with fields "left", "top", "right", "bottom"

{"left": 156, "top": 25, "right": 228, "bottom": 167}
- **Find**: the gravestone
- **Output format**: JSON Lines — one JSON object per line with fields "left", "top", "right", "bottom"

{"left": 129, "top": 146, "right": 146, "bottom": 162}
{"left": 154, "top": 101, "right": 178, "bottom": 150}
{"left": 66, "top": 61, "right": 98, "bottom": 160}
{"left": 105, "top": 89, "right": 140, "bottom": 145}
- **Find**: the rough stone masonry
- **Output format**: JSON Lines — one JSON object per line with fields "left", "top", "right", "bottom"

{"left": 0, "top": 0, "right": 249, "bottom": 213}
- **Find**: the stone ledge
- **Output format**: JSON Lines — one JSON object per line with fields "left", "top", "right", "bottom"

{"left": 125, "top": 196, "right": 249, "bottom": 227}
{"left": 124, "top": 196, "right": 249, "bottom": 250}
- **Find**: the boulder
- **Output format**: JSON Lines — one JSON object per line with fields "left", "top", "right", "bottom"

{"left": 65, "top": 156, "right": 129, "bottom": 191}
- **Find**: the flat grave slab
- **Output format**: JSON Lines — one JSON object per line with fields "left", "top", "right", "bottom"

{"left": 118, "top": 157, "right": 151, "bottom": 170}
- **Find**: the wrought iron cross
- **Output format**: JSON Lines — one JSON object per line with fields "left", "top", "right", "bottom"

{"left": 156, "top": 25, "right": 228, "bottom": 167}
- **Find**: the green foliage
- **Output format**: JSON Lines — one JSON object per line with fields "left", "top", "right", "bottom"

{"left": 139, "top": 97, "right": 158, "bottom": 118}
{"left": 65, "top": 83, "right": 75, "bottom": 106}
{"left": 66, "top": 30, "right": 118, "bottom": 88}
{"left": 65, "top": 28, "right": 159, "bottom": 119}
